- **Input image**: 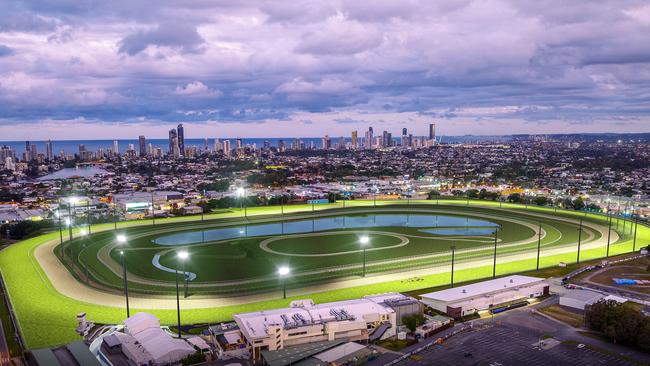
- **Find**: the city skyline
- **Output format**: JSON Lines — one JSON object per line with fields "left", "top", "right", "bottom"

{"left": 1, "top": 1, "right": 650, "bottom": 139}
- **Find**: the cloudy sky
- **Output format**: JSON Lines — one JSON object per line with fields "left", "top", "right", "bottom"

{"left": 1, "top": 0, "right": 649, "bottom": 140}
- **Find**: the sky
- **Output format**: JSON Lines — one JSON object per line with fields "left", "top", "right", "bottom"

{"left": 0, "top": 0, "right": 649, "bottom": 140}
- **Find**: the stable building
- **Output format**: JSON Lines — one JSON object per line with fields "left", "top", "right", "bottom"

{"left": 419, "top": 275, "right": 549, "bottom": 317}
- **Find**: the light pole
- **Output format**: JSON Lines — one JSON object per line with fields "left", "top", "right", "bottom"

{"left": 67, "top": 197, "right": 78, "bottom": 241}
{"left": 64, "top": 218, "right": 72, "bottom": 265}
{"left": 116, "top": 234, "right": 129, "bottom": 318}
{"left": 576, "top": 219, "right": 583, "bottom": 264}
{"left": 176, "top": 250, "right": 189, "bottom": 338}
{"left": 278, "top": 266, "right": 290, "bottom": 299}
{"left": 236, "top": 187, "right": 246, "bottom": 219}
{"left": 151, "top": 191, "right": 156, "bottom": 225}
{"left": 57, "top": 208, "right": 64, "bottom": 258}
{"left": 633, "top": 209, "right": 639, "bottom": 252}
{"left": 450, "top": 245, "right": 456, "bottom": 288}
{"left": 360, "top": 236, "right": 369, "bottom": 277}
{"left": 79, "top": 229, "right": 89, "bottom": 283}
{"left": 606, "top": 212, "right": 612, "bottom": 258}
{"left": 86, "top": 199, "right": 91, "bottom": 234}
{"left": 536, "top": 222, "right": 542, "bottom": 271}
{"left": 492, "top": 229, "right": 498, "bottom": 278}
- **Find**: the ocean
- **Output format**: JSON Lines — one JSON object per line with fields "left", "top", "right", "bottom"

{"left": 0, "top": 135, "right": 511, "bottom": 155}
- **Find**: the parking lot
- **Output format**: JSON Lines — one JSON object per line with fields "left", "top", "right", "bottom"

{"left": 385, "top": 308, "right": 647, "bottom": 366}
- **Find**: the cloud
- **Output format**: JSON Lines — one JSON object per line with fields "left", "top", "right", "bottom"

{"left": 0, "top": 0, "right": 649, "bottom": 136}
{"left": 0, "top": 45, "right": 14, "bottom": 57}
{"left": 174, "top": 81, "right": 223, "bottom": 97}
{"left": 295, "top": 15, "right": 383, "bottom": 55}
{"left": 118, "top": 22, "right": 205, "bottom": 55}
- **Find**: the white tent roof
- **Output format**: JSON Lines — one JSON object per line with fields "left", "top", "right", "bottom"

{"left": 122, "top": 313, "right": 194, "bottom": 365}
{"left": 124, "top": 312, "right": 160, "bottom": 335}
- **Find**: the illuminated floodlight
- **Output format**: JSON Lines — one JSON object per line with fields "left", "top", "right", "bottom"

{"left": 116, "top": 234, "right": 127, "bottom": 244}
{"left": 177, "top": 250, "right": 189, "bottom": 260}
{"left": 359, "top": 236, "right": 370, "bottom": 245}
{"left": 236, "top": 187, "right": 245, "bottom": 197}
{"left": 119, "top": 250, "right": 124, "bottom": 255}
{"left": 79, "top": 229, "right": 88, "bottom": 236}
{"left": 278, "top": 266, "right": 290, "bottom": 276}
{"left": 65, "top": 218, "right": 72, "bottom": 226}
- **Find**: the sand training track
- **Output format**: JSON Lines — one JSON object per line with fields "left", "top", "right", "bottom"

{"left": 33, "top": 207, "right": 617, "bottom": 310}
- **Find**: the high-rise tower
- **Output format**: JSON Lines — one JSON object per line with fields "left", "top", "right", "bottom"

{"left": 138, "top": 135, "right": 146, "bottom": 157}
{"left": 177, "top": 123, "right": 185, "bottom": 156}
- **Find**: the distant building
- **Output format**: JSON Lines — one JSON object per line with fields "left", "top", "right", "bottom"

{"left": 351, "top": 130, "right": 358, "bottom": 149}
{"left": 177, "top": 123, "right": 185, "bottom": 156}
{"left": 45, "top": 140, "right": 53, "bottom": 160}
{"left": 429, "top": 123, "right": 436, "bottom": 141}
{"left": 419, "top": 275, "right": 548, "bottom": 317}
{"left": 138, "top": 135, "right": 146, "bottom": 157}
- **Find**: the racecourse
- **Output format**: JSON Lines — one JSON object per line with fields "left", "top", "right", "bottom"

{"left": 0, "top": 199, "right": 647, "bottom": 349}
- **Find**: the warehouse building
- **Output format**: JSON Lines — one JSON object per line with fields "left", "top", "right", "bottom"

{"left": 560, "top": 290, "right": 627, "bottom": 310}
{"left": 233, "top": 292, "right": 419, "bottom": 360}
{"left": 419, "top": 275, "right": 549, "bottom": 317}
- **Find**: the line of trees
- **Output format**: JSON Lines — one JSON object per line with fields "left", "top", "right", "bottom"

{"left": 585, "top": 300, "right": 650, "bottom": 351}
{"left": 426, "top": 189, "right": 601, "bottom": 212}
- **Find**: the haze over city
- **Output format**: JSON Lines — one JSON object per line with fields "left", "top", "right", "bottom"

{"left": 1, "top": 0, "right": 650, "bottom": 139}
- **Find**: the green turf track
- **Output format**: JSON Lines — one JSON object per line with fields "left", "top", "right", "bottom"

{"left": 0, "top": 199, "right": 647, "bottom": 349}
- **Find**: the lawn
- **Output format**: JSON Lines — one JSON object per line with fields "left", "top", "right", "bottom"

{"left": 539, "top": 305, "right": 585, "bottom": 327}
{"left": 0, "top": 199, "right": 647, "bottom": 349}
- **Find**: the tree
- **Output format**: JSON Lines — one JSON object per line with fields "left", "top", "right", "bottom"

{"left": 573, "top": 197, "right": 585, "bottom": 211}
{"left": 585, "top": 300, "right": 650, "bottom": 351}
{"left": 466, "top": 189, "right": 479, "bottom": 199}
{"left": 427, "top": 190, "right": 441, "bottom": 200}
{"left": 533, "top": 196, "right": 548, "bottom": 206}
{"left": 402, "top": 313, "right": 426, "bottom": 333}
{"left": 507, "top": 193, "right": 521, "bottom": 203}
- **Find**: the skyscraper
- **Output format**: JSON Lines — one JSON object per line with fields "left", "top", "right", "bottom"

{"left": 322, "top": 135, "right": 331, "bottom": 149}
{"left": 222, "top": 139, "right": 231, "bottom": 156}
{"left": 351, "top": 130, "right": 358, "bottom": 149}
{"left": 365, "top": 127, "right": 374, "bottom": 149}
{"left": 168, "top": 128, "right": 179, "bottom": 158}
{"left": 429, "top": 123, "right": 436, "bottom": 141}
{"left": 138, "top": 135, "right": 146, "bottom": 157}
{"left": 30, "top": 144, "right": 38, "bottom": 161}
{"left": 113, "top": 140, "right": 119, "bottom": 156}
{"left": 177, "top": 123, "right": 185, "bottom": 156}
{"left": 402, "top": 128, "right": 408, "bottom": 136}
{"left": 45, "top": 140, "right": 53, "bottom": 161}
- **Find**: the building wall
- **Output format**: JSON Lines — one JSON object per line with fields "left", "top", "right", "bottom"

{"left": 423, "top": 283, "right": 548, "bottom": 316}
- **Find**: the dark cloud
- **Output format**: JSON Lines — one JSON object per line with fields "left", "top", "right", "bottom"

{"left": 0, "top": 45, "right": 14, "bottom": 57}
{"left": 118, "top": 22, "right": 205, "bottom": 55}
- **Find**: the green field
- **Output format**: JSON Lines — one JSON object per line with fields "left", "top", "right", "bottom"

{"left": 61, "top": 206, "right": 599, "bottom": 295}
{"left": 0, "top": 199, "right": 647, "bottom": 349}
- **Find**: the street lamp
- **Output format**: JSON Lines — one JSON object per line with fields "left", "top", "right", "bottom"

{"left": 278, "top": 266, "right": 290, "bottom": 299}
{"left": 175, "top": 250, "right": 189, "bottom": 338}
{"left": 360, "top": 236, "right": 370, "bottom": 277}
{"left": 116, "top": 235, "right": 130, "bottom": 318}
